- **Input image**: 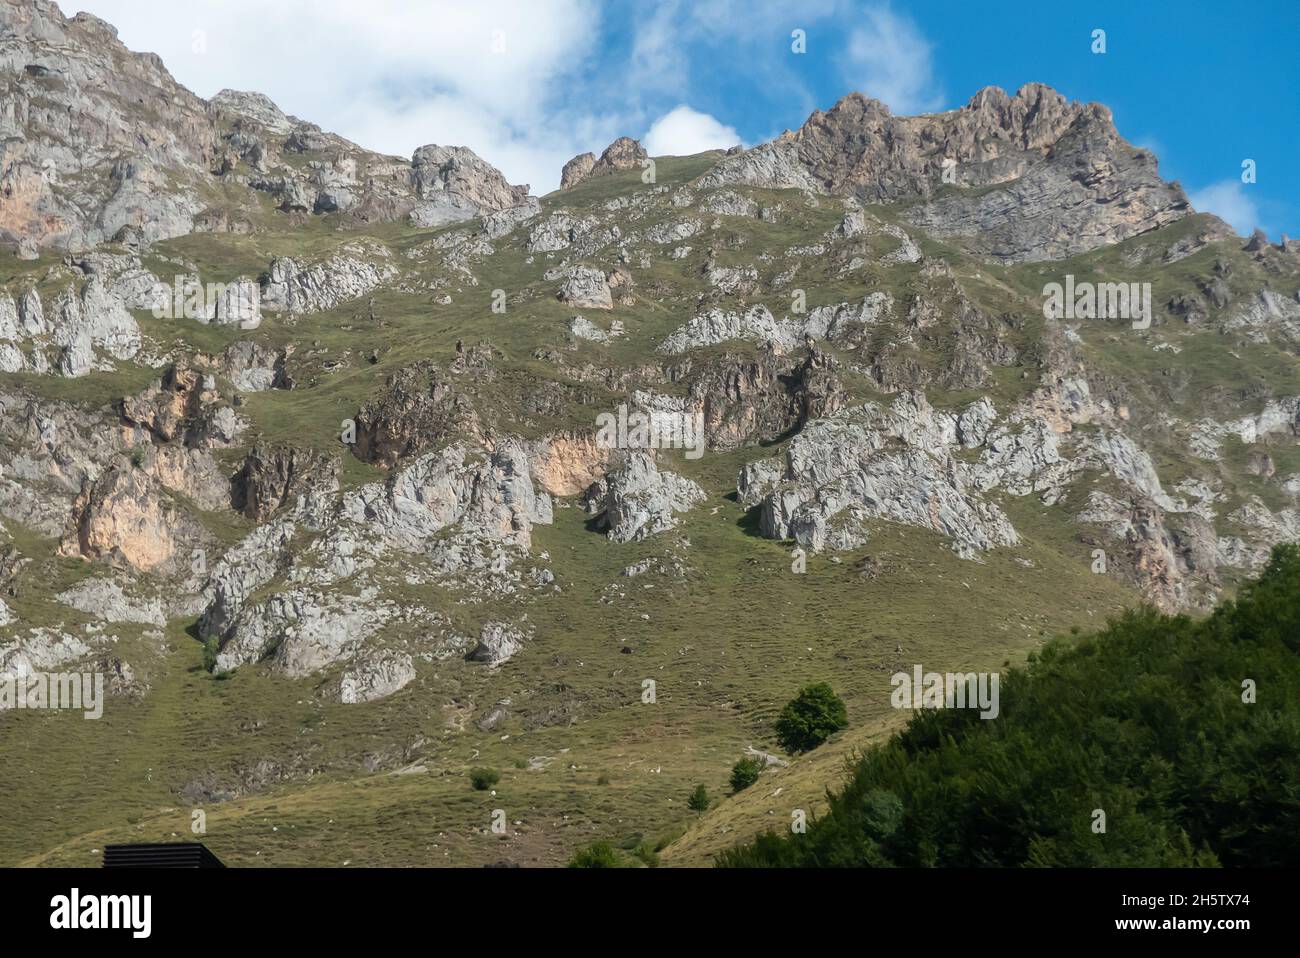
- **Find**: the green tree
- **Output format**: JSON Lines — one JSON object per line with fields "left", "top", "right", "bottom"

{"left": 687, "top": 784, "right": 710, "bottom": 813}
{"left": 775, "top": 683, "right": 848, "bottom": 753}
{"left": 730, "top": 757, "right": 762, "bottom": 793}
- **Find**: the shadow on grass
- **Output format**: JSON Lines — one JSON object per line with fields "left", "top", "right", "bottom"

{"left": 736, "top": 504, "right": 766, "bottom": 538}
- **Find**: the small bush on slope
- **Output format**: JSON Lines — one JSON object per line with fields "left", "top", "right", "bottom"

{"left": 718, "top": 545, "right": 1300, "bottom": 868}
{"left": 569, "top": 840, "right": 621, "bottom": 868}
{"left": 730, "top": 757, "right": 762, "bottom": 793}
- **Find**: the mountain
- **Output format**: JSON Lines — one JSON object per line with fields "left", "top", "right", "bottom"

{"left": 0, "top": 1, "right": 1297, "bottom": 867}
{"left": 0, "top": 0, "right": 527, "bottom": 252}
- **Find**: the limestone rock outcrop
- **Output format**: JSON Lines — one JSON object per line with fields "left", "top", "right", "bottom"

{"left": 585, "top": 453, "right": 705, "bottom": 543}
{"left": 701, "top": 85, "right": 1190, "bottom": 262}
{"left": 559, "top": 137, "right": 648, "bottom": 190}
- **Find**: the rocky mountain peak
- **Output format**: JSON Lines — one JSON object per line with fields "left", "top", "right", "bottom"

{"left": 789, "top": 81, "right": 1120, "bottom": 197}
{"left": 409, "top": 144, "right": 531, "bottom": 226}
{"left": 209, "top": 89, "right": 297, "bottom": 136}
{"left": 0, "top": 0, "right": 534, "bottom": 251}
{"left": 560, "top": 135, "right": 648, "bottom": 189}
{"left": 701, "top": 81, "right": 1188, "bottom": 261}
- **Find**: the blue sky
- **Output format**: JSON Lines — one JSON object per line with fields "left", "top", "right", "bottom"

{"left": 67, "top": 0, "right": 1298, "bottom": 237}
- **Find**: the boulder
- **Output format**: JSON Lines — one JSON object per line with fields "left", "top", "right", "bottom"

{"left": 467, "top": 622, "right": 525, "bottom": 666}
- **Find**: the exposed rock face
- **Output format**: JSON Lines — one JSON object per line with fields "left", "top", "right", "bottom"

{"left": 197, "top": 519, "right": 297, "bottom": 641}
{"left": 0, "top": 267, "right": 146, "bottom": 376}
{"left": 560, "top": 152, "right": 596, "bottom": 189}
{"left": 0, "top": 1, "right": 532, "bottom": 252}
{"left": 0, "top": 628, "right": 93, "bottom": 680}
{"left": 214, "top": 586, "right": 393, "bottom": 676}
{"left": 232, "top": 443, "right": 338, "bottom": 520}
{"left": 557, "top": 265, "right": 614, "bottom": 309}
{"left": 60, "top": 462, "right": 205, "bottom": 573}
{"left": 208, "top": 278, "right": 262, "bottom": 329}
{"left": 195, "top": 437, "right": 555, "bottom": 683}
{"left": 594, "top": 136, "right": 648, "bottom": 173}
{"left": 467, "top": 622, "right": 525, "bottom": 667}
{"left": 209, "top": 89, "right": 295, "bottom": 136}
{"left": 339, "top": 651, "right": 416, "bottom": 703}
{"left": 481, "top": 195, "right": 541, "bottom": 239}
{"left": 559, "top": 137, "right": 648, "bottom": 190}
{"left": 1078, "top": 492, "right": 1215, "bottom": 611}
{"left": 528, "top": 212, "right": 601, "bottom": 253}
{"left": 529, "top": 433, "right": 609, "bottom": 497}
{"left": 260, "top": 244, "right": 396, "bottom": 314}
{"left": 352, "top": 362, "right": 480, "bottom": 468}
{"left": 700, "top": 189, "right": 759, "bottom": 218}
{"left": 727, "top": 375, "right": 1295, "bottom": 608}
{"left": 56, "top": 578, "right": 165, "bottom": 625}
{"left": 740, "top": 393, "right": 1024, "bottom": 558}
{"left": 689, "top": 346, "right": 843, "bottom": 449}
{"left": 567, "top": 314, "right": 623, "bottom": 342}
{"left": 0, "top": 292, "right": 20, "bottom": 343}
{"left": 701, "top": 85, "right": 1190, "bottom": 262}
{"left": 339, "top": 442, "right": 553, "bottom": 563}
{"left": 1223, "top": 289, "right": 1300, "bottom": 342}
{"left": 19, "top": 287, "right": 43, "bottom": 335}
{"left": 0, "top": 389, "right": 127, "bottom": 535}
{"left": 219, "top": 341, "right": 294, "bottom": 392}
{"left": 586, "top": 453, "right": 705, "bottom": 543}
{"left": 120, "top": 361, "right": 243, "bottom": 450}
{"left": 410, "top": 145, "right": 530, "bottom": 227}
{"left": 660, "top": 294, "right": 892, "bottom": 354}
{"left": 0, "top": 0, "right": 214, "bottom": 249}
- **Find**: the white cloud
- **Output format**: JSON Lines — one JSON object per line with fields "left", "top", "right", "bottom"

{"left": 59, "top": 0, "right": 607, "bottom": 192}
{"left": 1189, "top": 180, "right": 1264, "bottom": 236}
{"left": 626, "top": 0, "right": 690, "bottom": 100}
{"left": 842, "top": 4, "right": 943, "bottom": 114}
{"left": 643, "top": 105, "right": 742, "bottom": 157}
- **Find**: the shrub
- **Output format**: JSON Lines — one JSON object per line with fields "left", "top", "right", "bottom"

{"left": 730, "top": 757, "right": 762, "bottom": 793}
{"left": 775, "top": 682, "right": 848, "bottom": 753}
{"left": 687, "top": 784, "right": 710, "bottom": 813}
{"left": 469, "top": 768, "right": 500, "bottom": 791}
{"left": 568, "top": 840, "right": 620, "bottom": 868}
{"left": 630, "top": 841, "right": 660, "bottom": 867}
{"left": 201, "top": 636, "right": 221, "bottom": 674}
